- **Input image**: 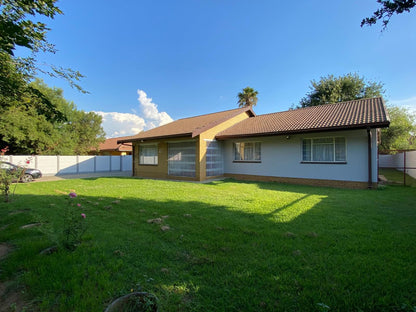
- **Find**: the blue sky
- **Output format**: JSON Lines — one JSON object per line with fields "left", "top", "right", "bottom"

{"left": 31, "top": 0, "right": 416, "bottom": 137}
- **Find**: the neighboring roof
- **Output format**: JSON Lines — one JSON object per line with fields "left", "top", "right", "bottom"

{"left": 216, "top": 97, "right": 390, "bottom": 139}
{"left": 95, "top": 137, "right": 132, "bottom": 152}
{"left": 118, "top": 106, "right": 256, "bottom": 143}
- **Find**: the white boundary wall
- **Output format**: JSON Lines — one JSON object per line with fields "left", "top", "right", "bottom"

{"left": 0, "top": 155, "right": 132, "bottom": 176}
{"left": 379, "top": 151, "right": 416, "bottom": 179}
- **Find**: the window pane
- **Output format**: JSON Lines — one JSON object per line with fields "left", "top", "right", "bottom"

{"left": 313, "top": 139, "right": 334, "bottom": 162}
{"left": 302, "top": 139, "right": 311, "bottom": 161}
{"left": 234, "top": 142, "right": 261, "bottom": 161}
{"left": 255, "top": 142, "right": 261, "bottom": 161}
{"left": 168, "top": 142, "right": 196, "bottom": 177}
{"left": 140, "top": 145, "right": 158, "bottom": 165}
{"left": 243, "top": 143, "right": 254, "bottom": 160}
{"left": 206, "top": 140, "right": 224, "bottom": 176}
{"left": 335, "top": 137, "right": 346, "bottom": 161}
{"left": 234, "top": 143, "right": 241, "bottom": 160}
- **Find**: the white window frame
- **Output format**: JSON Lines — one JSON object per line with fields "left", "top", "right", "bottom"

{"left": 139, "top": 144, "right": 158, "bottom": 165}
{"left": 302, "top": 137, "right": 347, "bottom": 163}
{"left": 233, "top": 142, "right": 261, "bottom": 162}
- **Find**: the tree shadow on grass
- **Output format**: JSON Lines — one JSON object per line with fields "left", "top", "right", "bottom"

{"left": 0, "top": 180, "right": 416, "bottom": 311}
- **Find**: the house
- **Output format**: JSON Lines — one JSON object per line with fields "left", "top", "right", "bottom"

{"left": 90, "top": 137, "right": 132, "bottom": 156}
{"left": 118, "top": 97, "right": 390, "bottom": 188}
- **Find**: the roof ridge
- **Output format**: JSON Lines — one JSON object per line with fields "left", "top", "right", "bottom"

{"left": 175, "top": 106, "right": 251, "bottom": 122}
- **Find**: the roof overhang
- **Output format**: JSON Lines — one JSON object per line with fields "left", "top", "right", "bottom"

{"left": 117, "top": 133, "right": 193, "bottom": 144}
{"left": 216, "top": 122, "right": 390, "bottom": 140}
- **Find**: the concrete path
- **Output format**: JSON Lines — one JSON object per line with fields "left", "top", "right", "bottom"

{"left": 37, "top": 171, "right": 132, "bottom": 182}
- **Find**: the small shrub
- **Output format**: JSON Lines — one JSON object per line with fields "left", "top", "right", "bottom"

{"left": 61, "top": 192, "right": 87, "bottom": 251}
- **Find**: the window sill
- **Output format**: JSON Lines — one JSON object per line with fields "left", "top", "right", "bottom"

{"left": 233, "top": 160, "right": 261, "bottom": 163}
{"left": 139, "top": 164, "right": 158, "bottom": 166}
{"left": 301, "top": 161, "right": 347, "bottom": 165}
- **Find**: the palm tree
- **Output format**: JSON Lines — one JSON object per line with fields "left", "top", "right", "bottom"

{"left": 237, "top": 87, "right": 259, "bottom": 107}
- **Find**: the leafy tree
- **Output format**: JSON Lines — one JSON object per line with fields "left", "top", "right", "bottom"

{"left": 0, "top": 77, "right": 105, "bottom": 155}
{"left": 0, "top": 0, "right": 86, "bottom": 92}
{"left": 380, "top": 106, "right": 416, "bottom": 150}
{"left": 237, "top": 87, "right": 259, "bottom": 108}
{"left": 362, "top": 0, "right": 415, "bottom": 29}
{"left": 299, "top": 73, "right": 384, "bottom": 108}
{"left": 0, "top": 0, "right": 61, "bottom": 55}
{"left": 29, "top": 79, "right": 106, "bottom": 155}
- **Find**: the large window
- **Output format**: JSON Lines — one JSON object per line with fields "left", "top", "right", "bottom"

{"left": 206, "top": 140, "right": 223, "bottom": 177}
{"left": 302, "top": 137, "right": 346, "bottom": 163}
{"left": 139, "top": 144, "right": 158, "bottom": 165}
{"left": 168, "top": 142, "right": 196, "bottom": 177}
{"left": 233, "top": 142, "right": 261, "bottom": 162}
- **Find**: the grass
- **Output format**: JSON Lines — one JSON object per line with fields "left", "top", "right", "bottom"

{"left": 379, "top": 168, "right": 416, "bottom": 187}
{"left": 0, "top": 177, "right": 416, "bottom": 311}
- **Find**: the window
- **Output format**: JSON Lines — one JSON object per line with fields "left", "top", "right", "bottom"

{"left": 168, "top": 142, "right": 196, "bottom": 177}
{"left": 139, "top": 144, "right": 158, "bottom": 165}
{"left": 302, "top": 137, "right": 346, "bottom": 163}
{"left": 206, "top": 140, "right": 223, "bottom": 177}
{"left": 233, "top": 142, "right": 261, "bottom": 162}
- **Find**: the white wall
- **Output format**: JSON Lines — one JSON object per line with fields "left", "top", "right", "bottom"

{"left": 223, "top": 129, "right": 378, "bottom": 183}
{"left": 379, "top": 151, "right": 416, "bottom": 179}
{"left": 0, "top": 155, "right": 132, "bottom": 176}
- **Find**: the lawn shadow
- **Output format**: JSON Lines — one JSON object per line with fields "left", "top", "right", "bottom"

{"left": 1, "top": 179, "right": 416, "bottom": 311}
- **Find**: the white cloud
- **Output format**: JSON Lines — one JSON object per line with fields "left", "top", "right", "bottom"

{"left": 390, "top": 96, "right": 416, "bottom": 113}
{"left": 94, "top": 111, "right": 146, "bottom": 138}
{"left": 94, "top": 89, "right": 173, "bottom": 138}
{"left": 137, "top": 89, "right": 173, "bottom": 127}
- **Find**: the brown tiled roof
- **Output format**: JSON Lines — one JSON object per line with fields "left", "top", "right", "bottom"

{"left": 118, "top": 106, "right": 255, "bottom": 143}
{"left": 96, "top": 137, "right": 132, "bottom": 152}
{"left": 216, "top": 97, "right": 390, "bottom": 139}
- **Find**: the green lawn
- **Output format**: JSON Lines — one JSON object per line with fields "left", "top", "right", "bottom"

{"left": 1, "top": 178, "right": 416, "bottom": 311}
{"left": 379, "top": 168, "right": 416, "bottom": 187}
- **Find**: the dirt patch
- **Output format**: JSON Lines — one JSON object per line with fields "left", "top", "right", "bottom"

{"left": 0, "top": 245, "right": 34, "bottom": 311}
{"left": 0, "top": 243, "right": 12, "bottom": 260}
{"left": 0, "top": 282, "right": 33, "bottom": 312}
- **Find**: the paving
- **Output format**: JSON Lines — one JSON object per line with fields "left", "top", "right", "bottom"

{"left": 36, "top": 171, "right": 132, "bottom": 182}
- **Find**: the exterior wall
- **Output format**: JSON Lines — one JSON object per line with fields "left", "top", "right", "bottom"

{"left": 132, "top": 111, "right": 251, "bottom": 181}
{"left": 223, "top": 129, "right": 378, "bottom": 186}
{"left": 133, "top": 137, "right": 198, "bottom": 181}
{"left": 198, "top": 112, "right": 251, "bottom": 181}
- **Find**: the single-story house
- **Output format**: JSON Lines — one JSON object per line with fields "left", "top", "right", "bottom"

{"left": 118, "top": 97, "right": 390, "bottom": 188}
{"left": 90, "top": 137, "right": 132, "bottom": 156}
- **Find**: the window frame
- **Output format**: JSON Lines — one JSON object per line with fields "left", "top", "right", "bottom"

{"left": 233, "top": 141, "right": 261, "bottom": 163}
{"left": 301, "top": 137, "right": 347, "bottom": 164}
{"left": 139, "top": 144, "right": 158, "bottom": 166}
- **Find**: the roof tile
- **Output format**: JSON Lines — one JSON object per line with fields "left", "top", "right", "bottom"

{"left": 216, "top": 97, "right": 389, "bottom": 139}
{"left": 97, "top": 137, "right": 132, "bottom": 152}
{"left": 118, "top": 106, "right": 255, "bottom": 143}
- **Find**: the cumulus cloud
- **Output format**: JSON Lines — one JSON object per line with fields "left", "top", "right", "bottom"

{"left": 94, "top": 111, "right": 146, "bottom": 138}
{"left": 94, "top": 89, "right": 173, "bottom": 138}
{"left": 137, "top": 90, "right": 173, "bottom": 127}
